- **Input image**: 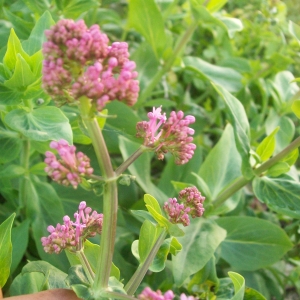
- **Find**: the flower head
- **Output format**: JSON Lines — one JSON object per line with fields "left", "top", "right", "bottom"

{"left": 138, "top": 287, "right": 174, "bottom": 300}
{"left": 136, "top": 107, "right": 196, "bottom": 165}
{"left": 42, "top": 19, "right": 139, "bottom": 110}
{"left": 44, "top": 139, "right": 93, "bottom": 189}
{"left": 163, "top": 187, "right": 205, "bottom": 226}
{"left": 41, "top": 201, "right": 103, "bottom": 254}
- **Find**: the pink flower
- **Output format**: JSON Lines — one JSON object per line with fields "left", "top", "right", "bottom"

{"left": 41, "top": 201, "right": 103, "bottom": 254}
{"left": 163, "top": 187, "right": 205, "bottom": 226}
{"left": 44, "top": 139, "right": 93, "bottom": 189}
{"left": 136, "top": 107, "right": 196, "bottom": 165}
{"left": 42, "top": 19, "right": 139, "bottom": 110}
{"left": 138, "top": 287, "right": 174, "bottom": 300}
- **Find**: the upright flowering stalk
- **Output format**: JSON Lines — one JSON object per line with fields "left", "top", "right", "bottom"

{"left": 41, "top": 201, "right": 103, "bottom": 254}
{"left": 136, "top": 107, "right": 196, "bottom": 164}
{"left": 44, "top": 139, "right": 93, "bottom": 189}
{"left": 42, "top": 19, "right": 139, "bottom": 110}
{"left": 163, "top": 187, "right": 205, "bottom": 226}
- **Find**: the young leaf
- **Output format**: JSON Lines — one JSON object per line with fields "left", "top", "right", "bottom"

{"left": 0, "top": 213, "right": 15, "bottom": 287}
{"left": 228, "top": 272, "right": 245, "bottom": 300}
{"left": 216, "top": 216, "right": 293, "bottom": 270}
{"left": 292, "top": 99, "right": 300, "bottom": 118}
{"left": 206, "top": 0, "right": 228, "bottom": 13}
{"left": 128, "top": 0, "right": 167, "bottom": 58}
{"left": 253, "top": 176, "right": 300, "bottom": 218}
{"left": 256, "top": 127, "right": 279, "bottom": 162}
{"left": 212, "top": 83, "right": 253, "bottom": 179}
{"left": 4, "top": 54, "right": 36, "bottom": 90}
{"left": 3, "top": 29, "right": 31, "bottom": 70}
{"left": 266, "top": 162, "right": 290, "bottom": 177}
{"left": 144, "top": 194, "right": 162, "bottom": 215}
{"left": 22, "top": 11, "right": 55, "bottom": 55}
{"left": 138, "top": 220, "right": 163, "bottom": 263}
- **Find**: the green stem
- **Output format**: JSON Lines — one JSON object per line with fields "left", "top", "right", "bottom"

{"left": 76, "top": 249, "right": 95, "bottom": 284}
{"left": 124, "top": 229, "right": 167, "bottom": 296}
{"left": 115, "top": 146, "right": 149, "bottom": 177}
{"left": 79, "top": 98, "right": 118, "bottom": 291}
{"left": 213, "top": 136, "right": 300, "bottom": 208}
{"left": 137, "top": 20, "right": 198, "bottom": 105}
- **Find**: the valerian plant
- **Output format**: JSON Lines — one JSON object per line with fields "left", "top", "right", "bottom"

{"left": 0, "top": 1, "right": 300, "bottom": 300}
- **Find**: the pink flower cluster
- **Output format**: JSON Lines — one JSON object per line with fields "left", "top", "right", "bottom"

{"left": 138, "top": 287, "right": 174, "bottom": 300}
{"left": 41, "top": 201, "right": 103, "bottom": 254}
{"left": 163, "top": 187, "right": 205, "bottom": 227}
{"left": 136, "top": 106, "right": 196, "bottom": 165}
{"left": 138, "top": 288, "right": 196, "bottom": 300}
{"left": 44, "top": 139, "right": 93, "bottom": 189}
{"left": 42, "top": 19, "right": 139, "bottom": 110}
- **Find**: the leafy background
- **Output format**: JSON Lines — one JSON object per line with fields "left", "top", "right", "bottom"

{"left": 0, "top": 0, "right": 300, "bottom": 299}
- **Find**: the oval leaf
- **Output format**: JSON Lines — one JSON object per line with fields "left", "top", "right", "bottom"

{"left": 5, "top": 106, "right": 72, "bottom": 143}
{"left": 253, "top": 176, "right": 300, "bottom": 218}
{"left": 216, "top": 216, "right": 293, "bottom": 271}
{"left": 172, "top": 218, "right": 226, "bottom": 286}
{"left": 0, "top": 213, "right": 15, "bottom": 287}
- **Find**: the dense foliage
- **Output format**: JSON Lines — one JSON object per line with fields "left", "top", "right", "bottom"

{"left": 0, "top": 0, "right": 300, "bottom": 299}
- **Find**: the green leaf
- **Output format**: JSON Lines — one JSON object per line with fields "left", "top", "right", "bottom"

{"left": 149, "top": 239, "right": 171, "bottom": 272}
{"left": 172, "top": 218, "right": 226, "bottom": 286}
{"left": 216, "top": 216, "right": 293, "bottom": 270}
{"left": 144, "top": 194, "right": 162, "bottom": 215}
{"left": 265, "top": 111, "right": 295, "bottom": 152}
{"left": 0, "top": 134, "right": 22, "bottom": 164}
{"left": 5, "top": 106, "right": 72, "bottom": 143}
{"left": 11, "top": 219, "right": 30, "bottom": 274}
{"left": 22, "top": 11, "right": 55, "bottom": 55}
{"left": 272, "top": 71, "right": 299, "bottom": 103}
{"left": 292, "top": 99, "right": 300, "bottom": 118}
{"left": 289, "top": 20, "right": 300, "bottom": 44}
{"left": 2, "top": 8, "right": 32, "bottom": 40}
{"left": 21, "top": 0, "right": 51, "bottom": 18}
{"left": 253, "top": 176, "right": 300, "bottom": 218}
{"left": 266, "top": 162, "right": 290, "bottom": 177}
{"left": 280, "top": 148, "right": 298, "bottom": 166}
{"left": 184, "top": 56, "right": 242, "bottom": 92}
{"left": 199, "top": 124, "right": 242, "bottom": 214}
{"left": 219, "top": 17, "right": 243, "bottom": 38}
{"left": 187, "top": 256, "right": 219, "bottom": 291}
{"left": 256, "top": 127, "right": 279, "bottom": 161}
{"left": 169, "top": 237, "right": 182, "bottom": 256}
{"left": 0, "top": 213, "right": 15, "bottom": 287}
{"left": 0, "top": 164, "right": 25, "bottom": 179}
{"left": 3, "top": 29, "right": 31, "bottom": 70}
{"left": 228, "top": 272, "right": 245, "bottom": 300}
{"left": 128, "top": 0, "right": 167, "bottom": 58}
{"left": 206, "top": 0, "right": 228, "bottom": 13}
{"left": 212, "top": 83, "right": 252, "bottom": 178}
{"left": 4, "top": 54, "right": 36, "bottom": 90}
{"left": 61, "top": 0, "right": 99, "bottom": 19}
{"left": 244, "top": 287, "right": 267, "bottom": 300}
{"left": 139, "top": 220, "right": 162, "bottom": 263}
{"left": 0, "top": 85, "right": 22, "bottom": 105}
{"left": 26, "top": 177, "right": 69, "bottom": 272}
